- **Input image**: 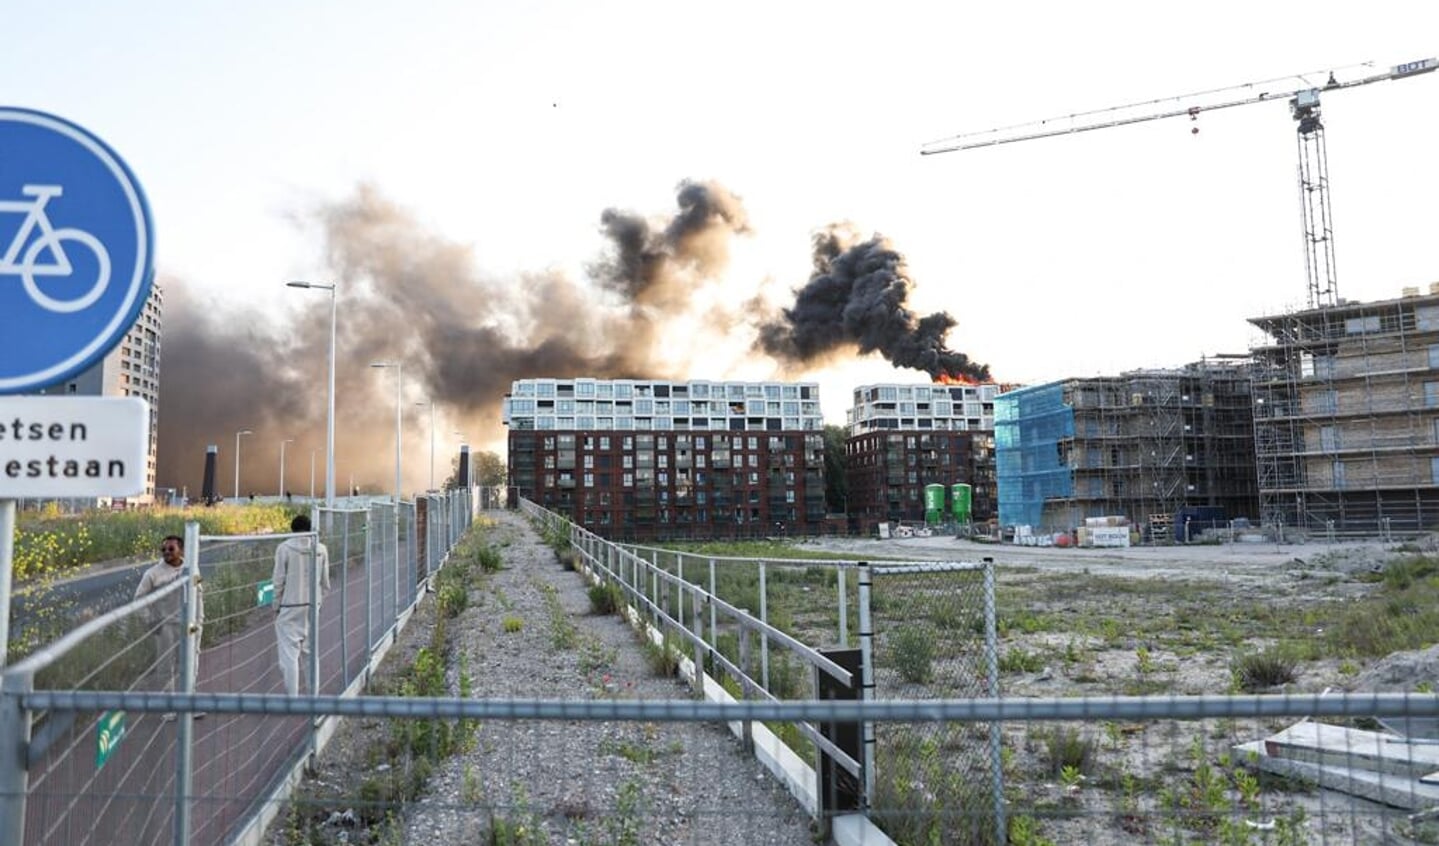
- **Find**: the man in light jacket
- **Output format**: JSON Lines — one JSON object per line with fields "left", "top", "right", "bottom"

{"left": 134, "top": 534, "right": 205, "bottom": 719}
{"left": 273, "top": 514, "right": 331, "bottom": 695}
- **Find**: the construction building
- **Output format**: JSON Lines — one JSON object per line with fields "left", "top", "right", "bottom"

{"left": 844, "top": 382, "right": 999, "bottom": 534}
{"left": 1249, "top": 286, "right": 1439, "bottom": 535}
{"left": 994, "top": 361, "right": 1258, "bottom": 539}
{"left": 34, "top": 283, "right": 164, "bottom": 506}
{"left": 502, "top": 378, "right": 827, "bottom": 540}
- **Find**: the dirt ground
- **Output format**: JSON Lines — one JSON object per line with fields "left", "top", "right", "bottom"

{"left": 797, "top": 533, "right": 1439, "bottom": 844}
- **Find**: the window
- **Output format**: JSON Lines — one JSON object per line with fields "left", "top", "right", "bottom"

{"left": 1427, "top": 382, "right": 1439, "bottom": 409}
{"left": 1344, "top": 315, "right": 1380, "bottom": 334}
{"left": 1332, "top": 460, "right": 1346, "bottom": 488}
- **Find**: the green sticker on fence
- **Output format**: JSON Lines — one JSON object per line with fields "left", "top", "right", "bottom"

{"left": 256, "top": 580, "right": 275, "bottom": 607}
{"left": 96, "top": 710, "right": 126, "bottom": 769}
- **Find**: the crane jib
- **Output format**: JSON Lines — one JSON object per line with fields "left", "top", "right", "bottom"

{"left": 1392, "top": 58, "right": 1438, "bottom": 78}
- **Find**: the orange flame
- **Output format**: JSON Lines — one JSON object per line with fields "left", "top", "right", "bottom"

{"left": 934, "top": 373, "right": 983, "bottom": 386}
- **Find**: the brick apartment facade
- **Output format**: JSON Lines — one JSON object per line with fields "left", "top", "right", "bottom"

{"left": 504, "top": 378, "right": 827, "bottom": 540}
{"left": 843, "top": 382, "right": 999, "bottom": 534}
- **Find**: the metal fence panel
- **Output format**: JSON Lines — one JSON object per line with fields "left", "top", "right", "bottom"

{"left": 1, "top": 490, "right": 474, "bottom": 846}
{"left": 867, "top": 561, "right": 1002, "bottom": 844}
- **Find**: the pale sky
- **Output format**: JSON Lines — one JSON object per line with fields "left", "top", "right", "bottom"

{"left": 5, "top": 1, "right": 1437, "bottom": 465}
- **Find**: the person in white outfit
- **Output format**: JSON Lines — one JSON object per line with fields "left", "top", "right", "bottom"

{"left": 133, "top": 535, "right": 205, "bottom": 720}
{"left": 273, "top": 514, "right": 331, "bottom": 695}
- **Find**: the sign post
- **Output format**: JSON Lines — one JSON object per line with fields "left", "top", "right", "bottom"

{"left": 0, "top": 108, "right": 153, "bottom": 669}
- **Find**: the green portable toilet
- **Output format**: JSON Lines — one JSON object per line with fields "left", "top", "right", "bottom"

{"left": 923, "top": 484, "right": 945, "bottom": 526}
{"left": 951, "top": 483, "right": 972, "bottom": 525}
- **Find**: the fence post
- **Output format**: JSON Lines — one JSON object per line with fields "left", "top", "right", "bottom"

{"left": 651, "top": 550, "right": 659, "bottom": 629}
{"left": 309, "top": 524, "right": 322, "bottom": 700}
{"left": 0, "top": 668, "right": 34, "bottom": 846}
{"left": 815, "top": 646, "right": 863, "bottom": 838}
{"left": 983, "top": 556, "right": 1005, "bottom": 838}
{"left": 392, "top": 502, "right": 401, "bottom": 627}
{"left": 708, "top": 559, "right": 717, "bottom": 654}
{"left": 856, "top": 560, "right": 874, "bottom": 809}
{"left": 175, "top": 520, "right": 201, "bottom": 846}
{"left": 365, "top": 506, "right": 374, "bottom": 664}
{"left": 759, "top": 562, "right": 770, "bottom": 693}
{"left": 690, "top": 585, "right": 705, "bottom": 697}
{"left": 738, "top": 622, "right": 753, "bottom": 751}
{"left": 837, "top": 567, "right": 848, "bottom": 646}
{"left": 340, "top": 510, "right": 349, "bottom": 686}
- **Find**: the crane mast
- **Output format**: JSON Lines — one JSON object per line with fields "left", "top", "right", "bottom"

{"left": 923, "top": 57, "right": 1437, "bottom": 309}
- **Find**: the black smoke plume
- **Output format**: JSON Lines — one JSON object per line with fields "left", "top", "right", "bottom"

{"left": 156, "top": 180, "right": 749, "bottom": 497}
{"left": 756, "top": 226, "right": 990, "bottom": 381}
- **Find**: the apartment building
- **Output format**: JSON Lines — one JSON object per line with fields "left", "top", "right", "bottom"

{"left": 35, "top": 283, "right": 163, "bottom": 505}
{"left": 1249, "top": 287, "right": 1439, "bottom": 534}
{"left": 843, "top": 382, "right": 999, "bottom": 533}
{"left": 503, "top": 378, "right": 827, "bottom": 540}
{"left": 994, "top": 361, "right": 1257, "bottom": 538}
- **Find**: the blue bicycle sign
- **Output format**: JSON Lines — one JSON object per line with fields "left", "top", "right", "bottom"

{"left": 0, "top": 108, "right": 153, "bottom": 394}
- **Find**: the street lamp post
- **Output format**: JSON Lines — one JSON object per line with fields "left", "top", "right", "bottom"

{"left": 234, "top": 429, "right": 252, "bottom": 499}
{"left": 370, "top": 361, "right": 403, "bottom": 501}
{"left": 286, "top": 281, "right": 338, "bottom": 508}
{"left": 279, "top": 438, "right": 294, "bottom": 498}
{"left": 416, "top": 399, "right": 435, "bottom": 490}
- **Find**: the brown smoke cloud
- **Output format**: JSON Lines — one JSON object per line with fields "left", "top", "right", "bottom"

{"left": 156, "top": 180, "right": 750, "bottom": 497}
{"left": 754, "top": 225, "right": 991, "bottom": 381}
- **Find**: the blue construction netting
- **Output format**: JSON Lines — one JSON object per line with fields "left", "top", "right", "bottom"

{"left": 995, "top": 382, "right": 1074, "bottom": 528}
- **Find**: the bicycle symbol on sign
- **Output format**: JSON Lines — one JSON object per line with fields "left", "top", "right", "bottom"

{"left": 1, "top": 184, "right": 112, "bottom": 313}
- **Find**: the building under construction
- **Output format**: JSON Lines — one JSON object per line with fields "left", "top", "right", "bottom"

{"left": 995, "top": 361, "right": 1258, "bottom": 539}
{"left": 1249, "top": 287, "right": 1439, "bottom": 535}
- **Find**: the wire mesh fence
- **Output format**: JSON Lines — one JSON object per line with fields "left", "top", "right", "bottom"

{"left": 865, "top": 561, "right": 1003, "bottom": 844}
{"left": 8, "top": 491, "right": 1439, "bottom": 845}
{"left": 0, "top": 489, "right": 476, "bottom": 846}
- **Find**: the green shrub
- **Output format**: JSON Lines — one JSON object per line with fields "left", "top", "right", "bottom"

{"left": 642, "top": 636, "right": 680, "bottom": 677}
{"left": 1233, "top": 649, "right": 1298, "bottom": 691}
{"left": 588, "top": 582, "right": 622, "bottom": 615}
{"left": 889, "top": 626, "right": 934, "bottom": 684}
{"left": 998, "top": 648, "right": 1046, "bottom": 673}
{"left": 437, "top": 582, "right": 468, "bottom": 617}
{"left": 1040, "top": 726, "right": 1096, "bottom": 777}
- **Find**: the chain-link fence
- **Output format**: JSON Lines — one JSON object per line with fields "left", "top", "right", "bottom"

{"left": 0, "top": 489, "right": 475, "bottom": 846}
{"left": 863, "top": 561, "right": 1002, "bottom": 844}
{"left": 9, "top": 492, "right": 1439, "bottom": 846}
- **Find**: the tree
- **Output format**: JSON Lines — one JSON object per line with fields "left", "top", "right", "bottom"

{"left": 472, "top": 450, "right": 506, "bottom": 486}
{"left": 822, "top": 424, "right": 848, "bottom": 515}
{"left": 441, "top": 449, "right": 507, "bottom": 488}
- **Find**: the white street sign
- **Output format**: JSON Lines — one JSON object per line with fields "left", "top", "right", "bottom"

{"left": 0, "top": 396, "right": 149, "bottom": 497}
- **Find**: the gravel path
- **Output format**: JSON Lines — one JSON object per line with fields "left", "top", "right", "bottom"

{"left": 391, "top": 510, "right": 817, "bottom": 845}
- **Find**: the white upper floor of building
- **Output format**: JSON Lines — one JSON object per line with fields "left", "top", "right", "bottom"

{"left": 847, "top": 382, "right": 999, "bottom": 435}
{"left": 503, "top": 378, "right": 824, "bottom": 432}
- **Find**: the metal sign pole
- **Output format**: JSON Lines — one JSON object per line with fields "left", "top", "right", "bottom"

{"left": 0, "top": 498, "right": 14, "bottom": 669}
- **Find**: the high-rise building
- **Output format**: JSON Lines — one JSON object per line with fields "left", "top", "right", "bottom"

{"left": 36, "top": 283, "right": 163, "bottom": 505}
{"left": 503, "top": 378, "right": 827, "bottom": 540}
{"left": 843, "top": 382, "right": 999, "bottom": 533}
{"left": 1250, "top": 287, "right": 1439, "bottom": 534}
{"left": 994, "top": 361, "right": 1257, "bottom": 539}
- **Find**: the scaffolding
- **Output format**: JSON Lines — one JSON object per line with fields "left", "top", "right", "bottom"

{"left": 996, "top": 363, "right": 1257, "bottom": 537}
{"left": 1249, "top": 289, "right": 1439, "bottom": 536}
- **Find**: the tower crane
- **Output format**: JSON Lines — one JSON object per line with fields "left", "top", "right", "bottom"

{"left": 921, "top": 56, "right": 1437, "bottom": 309}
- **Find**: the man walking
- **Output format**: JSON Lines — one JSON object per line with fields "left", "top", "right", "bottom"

{"left": 133, "top": 534, "right": 204, "bottom": 719}
{"left": 273, "top": 514, "right": 331, "bottom": 695}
